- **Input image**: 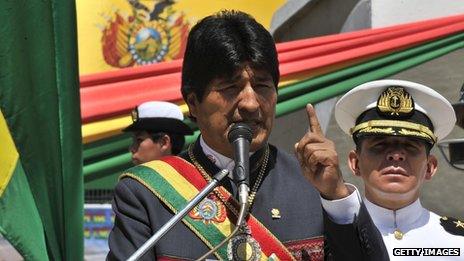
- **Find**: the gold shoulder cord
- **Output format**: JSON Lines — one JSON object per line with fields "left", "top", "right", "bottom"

{"left": 187, "top": 143, "right": 270, "bottom": 213}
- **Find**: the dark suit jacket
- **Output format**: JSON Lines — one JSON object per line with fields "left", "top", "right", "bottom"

{"left": 107, "top": 141, "right": 388, "bottom": 260}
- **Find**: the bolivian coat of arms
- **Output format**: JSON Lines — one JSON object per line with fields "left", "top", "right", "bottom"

{"left": 100, "top": 0, "right": 189, "bottom": 68}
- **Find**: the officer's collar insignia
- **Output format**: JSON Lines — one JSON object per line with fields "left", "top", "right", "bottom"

{"left": 131, "top": 108, "right": 139, "bottom": 122}
{"left": 377, "top": 87, "right": 414, "bottom": 116}
{"left": 440, "top": 216, "right": 464, "bottom": 236}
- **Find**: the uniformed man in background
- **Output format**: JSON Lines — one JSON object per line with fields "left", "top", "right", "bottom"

{"left": 124, "top": 101, "right": 193, "bottom": 164}
{"left": 335, "top": 79, "right": 464, "bottom": 260}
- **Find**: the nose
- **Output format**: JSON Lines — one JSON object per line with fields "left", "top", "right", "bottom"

{"left": 386, "top": 150, "right": 405, "bottom": 161}
{"left": 129, "top": 142, "right": 138, "bottom": 154}
{"left": 237, "top": 83, "right": 259, "bottom": 113}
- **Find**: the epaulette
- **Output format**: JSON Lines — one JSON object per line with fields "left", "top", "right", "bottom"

{"left": 440, "top": 216, "right": 464, "bottom": 236}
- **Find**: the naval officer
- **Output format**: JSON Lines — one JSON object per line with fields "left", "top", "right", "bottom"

{"left": 335, "top": 79, "right": 464, "bottom": 260}
{"left": 123, "top": 101, "right": 193, "bottom": 165}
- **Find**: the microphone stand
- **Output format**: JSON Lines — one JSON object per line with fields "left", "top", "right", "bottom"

{"left": 127, "top": 169, "right": 229, "bottom": 261}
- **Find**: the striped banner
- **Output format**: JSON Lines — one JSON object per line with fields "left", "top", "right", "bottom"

{"left": 82, "top": 14, "right": 464, "bottom": 188}
{"left": 121, "top": 156, "right": 295, "bottom": 260}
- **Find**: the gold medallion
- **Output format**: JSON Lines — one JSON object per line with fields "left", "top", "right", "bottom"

{"left": 394, "top": 229, "right": 404, "bottom": 240}
{"left": 227, "top": 225, "right": 261, "bottom": 261}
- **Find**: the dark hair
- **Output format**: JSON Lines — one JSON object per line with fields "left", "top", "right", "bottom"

{"left": 150, "top": 132, "right": 185, "bottom": 155}
{"left": 181, "top": 10, "right": 279, "bottom": 103}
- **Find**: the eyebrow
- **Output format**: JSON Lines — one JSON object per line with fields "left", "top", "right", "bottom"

{"left": 252, "top": 75, "right": 273, "bottom": 83}
{"left": 214, "top": 71, "right": 273, "bottom": 86}
{"left": 215, "top": 73, "right": 243, "bottom": 85}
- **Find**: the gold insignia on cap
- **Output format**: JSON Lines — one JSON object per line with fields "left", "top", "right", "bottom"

{"left": 377, "top": 87, "right": 414, "bottom": 116}
{"left": 131, "top": 108, "right": 138, "bottom": 122}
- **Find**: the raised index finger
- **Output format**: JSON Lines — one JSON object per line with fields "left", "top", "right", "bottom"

{"left": 306, "top": 104, "right": 323, "bottom": 135}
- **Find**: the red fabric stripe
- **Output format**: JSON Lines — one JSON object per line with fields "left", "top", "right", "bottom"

{"left": 280, "top": 21, "right": 464, "bottom": 76}
{"left": 80, "top": 59, "right": 183, "bottom": 88}
{"left": 247, "top": 217, "right": 294, "bottom": 259}
{"left": 278, "top": 16, "right": 464, "bottom": 63}
{"left": 80, "top": 73, "right": 181, "bottom": 122}
{"left": 276, "top": 13, "right": 464, "bottom": 52}
{"left": 161, "top": 156, "right": 207, "bottom": 190}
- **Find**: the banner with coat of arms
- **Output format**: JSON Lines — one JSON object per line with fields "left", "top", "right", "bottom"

{"left": 76, "top": 0, "right": 285, "bottom": 75}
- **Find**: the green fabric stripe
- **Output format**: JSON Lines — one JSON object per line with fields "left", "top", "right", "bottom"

{"left": 0, "top": 161, "right": 48, "bottom": 260}
{"left": 124, "top": 165, "right": 228, "bottom": 258}
{"left": 83, "top": 133, "right": 132, "bottom": 163}
{"left": 276, "top": 37, "right": 464, "bottom": 116}
{"left": 53, "top": 2, "right": 84, "bottom": 260}
{"left": 0, "top": 1, "right": 83, "bottom": 260}
{"left": 278, "top": 33, "right": 464, "bottom": 102}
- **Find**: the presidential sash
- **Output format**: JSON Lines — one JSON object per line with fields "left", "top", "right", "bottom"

{"left": 120, "top": 156, "right": 295, "bottom": 260}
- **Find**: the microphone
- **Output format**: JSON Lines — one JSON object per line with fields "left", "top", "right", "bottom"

{"left": 228, "top": 123, "right": 253, "bottom": 205}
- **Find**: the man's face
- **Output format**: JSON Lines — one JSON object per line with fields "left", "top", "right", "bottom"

{"left": 129, "top": 131, "right": 167, "bottom": 165}
{"left": 187, "top": 66, "right": 277, "bottom": 157}
{"left": 349, "top": 136, "right": 437, "bottom": 205}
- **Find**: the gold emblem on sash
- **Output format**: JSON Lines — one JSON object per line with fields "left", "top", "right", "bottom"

{"left": 377, "top": 87, "right": 414, "bottom": 116}
{"left": 189, "top": 194, "right": 226, "bottom": 224}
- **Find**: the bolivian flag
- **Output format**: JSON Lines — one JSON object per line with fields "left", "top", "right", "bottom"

{"left": 0, "top": 1, "right": 83, "bottom": 260}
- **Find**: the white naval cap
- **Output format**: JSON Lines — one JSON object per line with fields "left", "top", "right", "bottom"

{"left": 335, "top": 79, "right": 456, "bottom": 144}
{"left": 123, "top": 101, "right": 192, "bottom": 135}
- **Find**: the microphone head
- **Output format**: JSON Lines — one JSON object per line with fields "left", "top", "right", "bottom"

{"left": 228, "top": 123, "right": 253, "bottom": 143}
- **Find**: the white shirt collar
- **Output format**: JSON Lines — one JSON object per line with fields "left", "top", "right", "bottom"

{"left": 199, "top": 136, "right": 255, "bottom": 179}
{"left": 199, "top": 137, "right": 235, "bottom": 177}
{"left": 364, "top": 197, "right": 426, "bottom": 232}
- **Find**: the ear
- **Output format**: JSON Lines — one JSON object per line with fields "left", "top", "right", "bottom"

{"left": 425, "top": 154, "right": 438, "bottom": 180}
{"left": 348, "top": 150, "right": 361, "bottom": 177}
{"left": 185, "top": 93, "right": 199, "bottom": 119}
{"left": 159, "top": 134, "right": 172, "bottom": 155}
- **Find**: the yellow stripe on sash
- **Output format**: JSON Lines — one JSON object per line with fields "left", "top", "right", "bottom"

{"left": 142, "top": 160, "right": 236, "bottom": 240}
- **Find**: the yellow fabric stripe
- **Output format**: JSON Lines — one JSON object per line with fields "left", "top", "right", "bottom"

{"left": 82, "top": 114, "right": 132, "bottom": 143}
{"left": 143, "top": 160, "right": 199, "bottom": 200}
{"left": 0, "top": 110, "right": 19, "bottom": 197}
{"left": 81, "top": 104, "right": 190, "bottom": 144}
{"left": 143, "top": 160, "right": 235, "bottom": 235}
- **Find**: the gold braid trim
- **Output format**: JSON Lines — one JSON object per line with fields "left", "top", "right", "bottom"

{"left": 350, "top": 120, "right": 436, "bottom": 143}
{"left": 358, "top": 127, "right": 395, "bottom": 135}
{"left": 398, "top": 128, "right": 434, "bottom": 142}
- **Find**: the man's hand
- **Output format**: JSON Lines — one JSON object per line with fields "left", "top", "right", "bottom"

{"left": 294, "top": 104, "right": 350, "bottom": 200}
